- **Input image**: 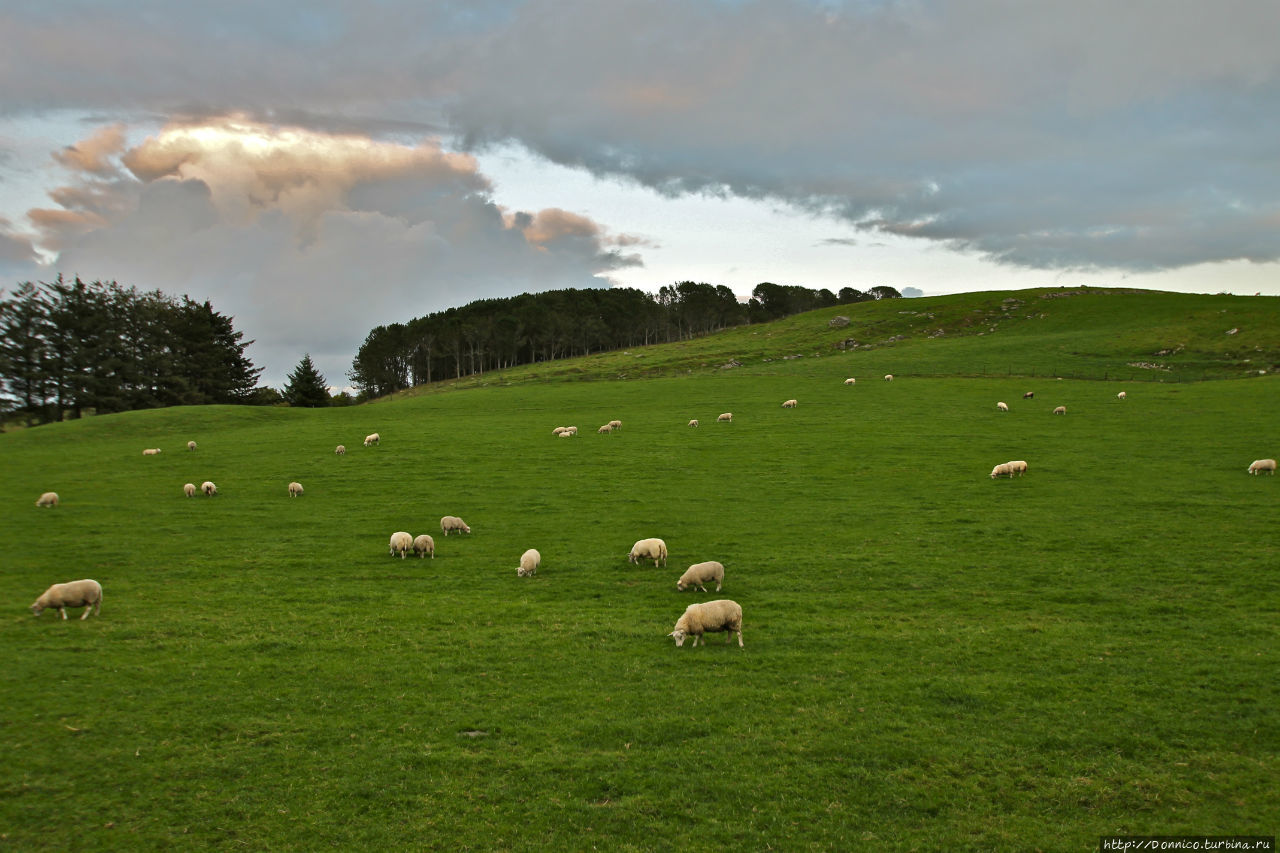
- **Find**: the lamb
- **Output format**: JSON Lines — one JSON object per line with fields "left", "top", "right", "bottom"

{"left": 598, "top": 424, "right": 614, "bottom": 434}
{"left": 782, "top": 399, "right": 798, "bottom": 408}
{"left": 389, "top": 531, "right": 413, "bottom": 558}
{"left": 669, "top": 599, "right": 743, "bottom": 647}
{"left": 558, "top": 430, "right": 573, "bottom": 438}
{"left": 1023, "top": 391, "right": 1034, "bottom": 399}
{"left": 201, "top": 481, "right": 217, "bottom": 496}
{"left": 413, "top": 534, "right": 435, "bottom": 558}
{"left": 441, "top": 515, "right": 471, "bottom": 536}
{"left": 996, "top": 401, "right": 1009, "bottom": 412}
{"left": 1053, "top": 406, "right": 1067, "bottom": 415}
{"left": 30, "top": 579, "right": 102, "bottom": 620}
{"left": 628, "top": 537, "right": 668, "bottom": 567}
{"left": 335, "top": 445, "right": 346, "bottom": 455}
{"left": 183, "top": 483, "right": 196, "bottom": 498}
{"left": 990, "top": 463, "right": 1013, "bottom": 479}
{"left": 1248, "top": 458, "right": 1276, "bottom": 475}
{"left": 288, "top": 481, "right": 304, "bottom": 497}
{"left": 364, "top": 432, "right": 380, "bottom": 447}
{"left": 35, "top": 491, "right": 59, "bottom": 508}
{"left": 187, "top": 440, "right": 197, "bottom": 451}
{"left": 1117, "top": 391, "right": 1127, "bottom": 400}
{"left": 517, "top": 548, "right": 540, "bottom": 577}
{"left": 676, "top": 560, "right": 724, "bottom": 593}
{"left": 717, "top": 413, "right": 732, "bottom": 423}
{"left": 844, "top": 378, "right": 856, "bottom": 385}
{"left": 608, "top": 420, "right": 622, "bottom": 430}
{"left": 142, "top": 448, "right": 161, "bottom": 456}
{"left": 688, "top": 419, "right": 699, "bottom": 427}
{"left": 884, "top": 374, "right": 893, "bottom": 381}
{"left": 1006, "top": 460, "right": 1028, "bottom": 476}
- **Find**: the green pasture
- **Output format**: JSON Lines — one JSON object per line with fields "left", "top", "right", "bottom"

{"left": 3, "top": 365, "right": 1276, "bottom": 850}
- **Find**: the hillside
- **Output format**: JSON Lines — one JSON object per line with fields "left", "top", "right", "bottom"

{"left": 391, "top": 287, "right": 1279, "bottom": 396}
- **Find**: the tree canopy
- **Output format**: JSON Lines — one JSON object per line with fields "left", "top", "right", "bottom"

{"left": 283, "top": 353, "right": 330, "bottom": 407}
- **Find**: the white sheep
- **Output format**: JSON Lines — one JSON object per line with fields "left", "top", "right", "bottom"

{"left": 628, "top": 537, "right": 668, "bottom": 567}
{"left": 142, "top": 448, "right": 161, "bottom": 456}
{"left": 201, "top": 481, "right": 218, "bottom": 496}
{"left": 996, "top": 401, "right": 1009, "bottom": 412}
{"left": 782, "top": 399, "right": 798, "bottom": 408}
{"left": 413, "top": 534, "right": 435, "bottom": 559}
{"left": 990, "top": 463, "right": 1013, "bottom": 479}
{"left": 30, "top": 579, "right": 102, "bottom": 620}
{"left": 335, "top": 445, "right": 346, "bottom": 455}
{"left": 844, "top": 378, "right": 856, "bottom": 385}
{"left": 552, "top": 427, "right": 568, "bottom": 435}
{"left": 717, "top": 413, "right": 732, "bottom": 423}
{"left": 441, "top": 515, "right": 471, "bottom": 536}
{"left": 364, "top": 432, "right": 380, "bottom": 447}
{"left": 517, "top": 548, "right": 541, "bottom": 577}
{"left": 389, "top": 531, "right": 413, "bottom": 558}
{"left": 288, "top": 481, "right": 304, "bottom": 497}
{"left": 187, "top": 440, "right": 197, "bottom": 451}
{"left": 1006, "top": 460, "right": 1028, "bottom": 476}
{"left": 884, "top": 374, "right": 893, "bottom": 381}
{"left": 598, "top": 424, "right": 614, "bottom": 434}
{"left": 1248, "top": 458, "right": 1276, "bottom": 475}
{"left": 608, "top": 419, "right": 622, "bottom": 430}
{"left": 1117, "top": 391, "right": 1127, "bottom": 400}
{"left": 558, "top": 430, "right": 573, "bottom": 438}
{"left": 669, "top": 599, "right": 743, "bottom": 647}
{"left": 565, "top": 426, "right": 578, "bottom": 435}
{"left": 35, "top": 491, "right": 59, "bottom": 508}
{"left": 688, "top": 419, "right": 699, "bottom": 428}
{"left": 1053, "top": 406, "right": 1067, "bottom": 415}
{"left": 676, "top": 560, "right": 724, "bottom": 592}
{"left": 183, "top": 483, "right": 196, "bottom": 498}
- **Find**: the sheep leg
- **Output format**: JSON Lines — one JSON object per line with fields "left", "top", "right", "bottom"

{"left": 715, "top": 582, "right": 722, "bottom": 592}
{"left": 58, "top": 607, "right": 67, "bottom": 620}
{"left": 736, "top": 630, "right": 743, "bottom": 647}
{"left": 80, "top": 606, "right": 92, "bottom": 621}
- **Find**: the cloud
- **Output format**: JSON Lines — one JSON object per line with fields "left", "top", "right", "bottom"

{"left": 16, "top": 117, "right": 640, "bottom": 386}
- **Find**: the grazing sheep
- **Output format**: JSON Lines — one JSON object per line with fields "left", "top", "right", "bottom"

{"left": 844, "top": 378, "right": 856, "bottom": 385}
{"left": 1053, "top": 406, "right": 1067, "bottom": 415}
{"left": 558, "top": 430, "right": 573, "bottom": 438}
{"left": 335, "top": 445, "right": 346, "bottom": 455}
{"left": 1023, "top": 391, "right": 1034, "bottom": 399}
{"left": 782, "top": 399, "right": 798, "bottom": 408}
{"left": 364, "top": 432, "right": 380, "bottom": 447}
{"left": 1117, "top": 391, "right": 1127, "bottom": 400}
{"left": 990, "top": 463, "right": 1013, "bottom": 479}
{"left": 688, "top": 419, "right": 699, "bottom": 427}
{"left": 517, "top": 548, "right": 541, "bottom": 577}
{"left": 669, "top": 599, "right": 743, "bottom": 648}
{"left": 1006, "top": 460, "right": 1028, "bottom": 476}
{"left": 884, "top": 374, "right": 893, "bottom": 381}
{"left": 413, "top": 534, "right": 435, "bottom": 559}
{"left": 608, "top": 420, "right": 622, "bottom": 430}
{"left": 389, "top": 531, "right": 413, "bottom": 558}
{"left": 35, "top": 491, "right": 59, "bottom": 508}
{"left": 288, "top": 481, "right": 304, "bottom": 497}
{"left": 552, "top": 427, "right": 568, "bottom": 435}
{"left": 565, "top": 426, "right": 578, "bottom": 435}
{"left": 183, "top": 483, "right": 196, "bottom": 498}
{"left": 187, "top": 440, "right": 197, "bottom": 451}
{"left": 677, "top": 560, "right": 725, "bottom": 593}
{"left": 717, "top": 413, "right": 732, "bottom": 423}
{"left": 628, "top": 537, "right": 668, "bottom": 568}
{"left": 598, "top": 424, "right": 614, "bottom": 434}
{"left": 441, "top": 515, "right": 471, "bottom": 536}
{"left": 30, "top": 579, "right": 102, "bottom": 620}
{"left": 996, "top": 401, "right": 1009, "bottom": 412}
{"left": 142, "top": 448, "right": 161, "bottom": 456}
{"left": 1248, "top": 458, "right": 1276, "bottom": 475}
{"left": 201, "top": 481, "right": 217, "bottom": 496}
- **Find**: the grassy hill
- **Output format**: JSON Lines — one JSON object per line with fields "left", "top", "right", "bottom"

{"left": 402, "top": 286, "right": 1279, "bottom": 393}
{"left": 1, "top": 288, "right": 1277, "bottom": 850}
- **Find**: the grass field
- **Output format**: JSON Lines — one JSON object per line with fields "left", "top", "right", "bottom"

{"left": 2, "top": 289, "right": 1278, "bottom": 850}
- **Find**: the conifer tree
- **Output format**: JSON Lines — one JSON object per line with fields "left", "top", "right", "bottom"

{"left": 283, "top": 353, "right": 329, "bottom": 407}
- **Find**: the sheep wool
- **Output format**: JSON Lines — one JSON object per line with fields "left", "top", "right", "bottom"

{"left": 717, "top": 413, "right": 732, "bottom": 423}
{"left": 517, "top": 548, "right": 540, "bottom": 577}
{"left": 608, "top": 420, "right": 622, "bottom": 430}
{"left": 996, "top": 401, "right": 1009, "bottom": 412}
{"left": 364, "top": 432, "right": 380, "bottom": 447}
{"left": 1053, "top": 406, "right": 1067, "bottom": 415}
{"left": 670, "top": 599, "right": 743, "bottom": 647}
{"left": 844, "top": 378, "right": 856, "bottom": 385}
{"left": 183, "top": 483, "right": 197, "bottom": 498}
{"left": 1006, "top": 460, "right": 1029, "bottom": 477}
{"left": 441, "top": 516, "right": 471, "bottom": 536}
{"left": 35, "top": 491, "right": 59, "bottom": 508}
{"left": 201, "top": 481, "right": 218, "bottom": 496}
{"left": 288, "top": 482, "right": 304, "bottom": 497}
{"left": 990, "top": 463, "right": 1013, "bottom": 479}
{"left": 688, "top": 419, "right": 699, "bottom": 428}
{"left": 335, "top": 445, "right": 346, "bottom": 455}
{"left": 142, "top": 448, "right": 161, "bottom": 456}
{"left": 413, "top": 534, "right": 435, "bottom": 559}
{"left": 782, "top": 399, "right": 798, "bottom": 408}
{"left": 30, "top": 579, "right": 102, "bottom": 620}
{"left": 628, "top": 537, "right": 668, "bottom": 567}
{"left": 1248, "top": 458, "right": 1276, "bottom": 475}
{"left": 389, "top": 531, "right": 413, "bottom": 558}
{"left": 187, "top": 440, "right": 197, "bottom": 451}
{"left": 677, "top": 561, "right": 725, "bottom": 593}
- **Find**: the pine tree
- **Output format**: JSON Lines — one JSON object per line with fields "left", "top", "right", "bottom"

{"left": 283, "top": 353, "right": 330, "bottom": 407}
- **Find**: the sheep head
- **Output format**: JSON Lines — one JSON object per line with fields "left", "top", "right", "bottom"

{"left": 669, "top": 628, "right": 688, "bottom": 647}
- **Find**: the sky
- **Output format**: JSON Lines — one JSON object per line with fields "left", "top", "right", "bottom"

{"left": 1, "top": 1, "right": 1278, "bottom": 389}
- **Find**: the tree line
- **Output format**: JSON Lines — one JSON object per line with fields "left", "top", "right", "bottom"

{"left": 349, "top": 281, "right": 901, "bottom": 398}
{"left": 0, "top": 276, "right": 263, "bottom": 425}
